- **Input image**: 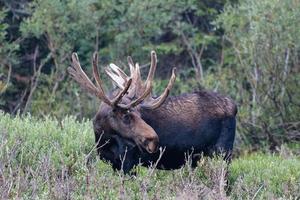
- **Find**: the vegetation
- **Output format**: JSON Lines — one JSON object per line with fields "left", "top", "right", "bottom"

{"left": 1, "top": 0, "right": 299, "bottom": 151}
{"left": 0, "top": 112, "right": 299, "bottom": 199}
{"left": 1, "top": 0, "right": 230, "bottom": 118}
{"left": 0, "top": 0, "right": 299, "bottom": 198}
{"left": 215, "top": 0, "right": 300, "bottom": 152}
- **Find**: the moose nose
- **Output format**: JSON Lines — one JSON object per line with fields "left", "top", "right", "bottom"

{"left": 144, "top": 138, "right": 159, "bottom": 153}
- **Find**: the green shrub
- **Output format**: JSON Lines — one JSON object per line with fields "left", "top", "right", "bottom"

{"left": 2, "top": 0, "right": 230, "bottom": 117}
{"left": 215, "top": 0, "right": 300, "bottom": 149}
{"left": 1, "top": 112, "right": 299, "bottom": 199}
{"left": 230, "top": 153, "right": 300, "bottom": 199}
{"left": 0, "top": 9, "right": 19, "bottom": 106}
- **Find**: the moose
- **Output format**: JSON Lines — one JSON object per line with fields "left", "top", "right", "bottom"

{"left": 68, "top": 51, "right": 237, "bottom": 173}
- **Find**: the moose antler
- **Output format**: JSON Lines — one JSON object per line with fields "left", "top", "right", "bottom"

{"left": 68, "top": 52, "right": 132, "bottom": 107}
{"left": 105, "top": 59, "right": 142, "bottom": 98}
{"left": 127, "top": 56, "right": 143, "bottom": 97}
{"left": 117, "top": 51, "right": 155, "bottom": 108}
{"left": 105, "top": 63, "right": 130, "bottom": 90}
{"left": 106, "top": 51, "right": 176, "bottom": 109}
{"left": 142, "top": 67, "right": 176, "bottom": 109}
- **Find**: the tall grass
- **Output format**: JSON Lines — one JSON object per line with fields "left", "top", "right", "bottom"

{"left": 0, "top": 112, "right": 299, "bottom": 199}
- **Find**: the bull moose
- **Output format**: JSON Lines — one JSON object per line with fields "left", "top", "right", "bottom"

{"left": 68, "top": 51, "right": 237, "bottom": 173}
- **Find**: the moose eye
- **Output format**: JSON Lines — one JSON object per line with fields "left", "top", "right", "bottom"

{"left": 122, "top": 114, "right": 132, "bottom": 125}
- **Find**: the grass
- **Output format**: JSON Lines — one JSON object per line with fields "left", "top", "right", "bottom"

{"left": 0, "top": 111, "right": 299, "bottom": 199}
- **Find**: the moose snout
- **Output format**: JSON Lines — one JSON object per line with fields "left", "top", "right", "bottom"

{"left": 143, "top": 137, "right": 159, "bottom": 153}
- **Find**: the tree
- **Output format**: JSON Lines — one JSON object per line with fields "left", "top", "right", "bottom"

{"left": 1, "top": 0, "right": 233, "bottom": 117}
{"left": 0, "top": 9, "right": 19, "bottom": 110}
{"left": 216, "top": 0, "right": 300, "bottom": 149}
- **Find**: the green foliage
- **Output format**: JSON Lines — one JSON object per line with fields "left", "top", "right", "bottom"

{"left": 230, "top": 153, "right": 300, "bottom": 198}
{"left": 18, "top": 0, "right": 104, "bottom": 117}
{"left": 0, "top": 113, "right": 299, "bottom": 199}
{"left": 1, "top": 0, "right": 299, "bottom": 152}
{"left": 1, "top": 0, "right": 300, "bottom": 197}
{"left": 0, "top": 9, "right": 19, "bottom": 98}
{"left": 1, "top": 0, "right": 228, "bottom": 116}
{"left": 214, "top": 0, "right": 300, "bottom": 149}
{"left": 0, "top": 112, "right": 94, "bottom": 170}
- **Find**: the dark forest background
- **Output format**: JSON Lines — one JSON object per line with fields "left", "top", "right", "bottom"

{"left": 0, "top": 0, "right": 299, "bottom": 152}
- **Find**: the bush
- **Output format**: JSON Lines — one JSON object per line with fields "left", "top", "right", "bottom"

{"left": 1, "top": 0, "right": 230, "bottom": 117}
{"left": 214, "top": 0, "right": 300, "bottom": 150}
{"left": 1, "top": 112, "right": 299, "bottom": 199}
{"left": 0, "top": 9, "right": 19, "bottom": 106}
{"left": 230, "top": 153, "right": 300, "bottom": 198}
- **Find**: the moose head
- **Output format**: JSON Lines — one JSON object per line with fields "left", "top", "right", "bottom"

{"left": 68, "top": 51, "right": 176, "bottom": 153}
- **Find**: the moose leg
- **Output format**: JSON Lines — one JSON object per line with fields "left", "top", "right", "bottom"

{"left": 210, "top": 117, "right": 236, "bottom": 162}
{"left": 209, "top": 117, "right": 236, "bottom": 188}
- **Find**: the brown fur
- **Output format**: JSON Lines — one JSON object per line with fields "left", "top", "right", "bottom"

{"left": 143, "top": 90, "right": 237, "bottom": 130}
{"left": 94, "top": 100, "right": 159, "bottom": 153}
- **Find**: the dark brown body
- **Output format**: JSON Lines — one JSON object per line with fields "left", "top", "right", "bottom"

{"left": 94, "top": 89, "right": 237, "bottom": 173}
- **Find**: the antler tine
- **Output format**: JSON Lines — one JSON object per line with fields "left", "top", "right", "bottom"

{"left": 122, "top": 81, "right": 151, "bottom": 108}
{"left": 135, "top": 63, "right": 142, "bottom": 85}
{"left": 127, "top": 62, "right": 144, "bottom": 97}
{"left": 127, "top": 56, "right": 143, "bottom": 98}
{"left": 109, "top": 63, "right": 129, "bottom": 81}
{"left": 145, "top": 50, "right": 157, "bottom": 84}
{"left": 69, "top": 52, "right": 132, "bottom": 108}
{"left": 142, "top": 68, "right": 176, "bottom": 109}
{"left": 111, "top": 78, "right": 132, "bottom": 106}
{"left": 92, "top": 52, "right": 133, "bottom": 106}
{"left": 119, "top": 50, "right": 158, "bottom": 109}
{"left": 127, "top": 56, "right": 135, "bottom": 75}
{"left": 106, "top": 58, "right": 143, "bottom": 99}
{"left": 126, "top": 51, "right": 157, "bottom": 106}
{"left": 68, "top": 53, "right": 112, "bottom": 106}
{"left": 92, "top": 52, "right": 103, "bottom": 90}
{"left": 127, "top": 56, "right": 143, "bottom": 85}
{"left": 105, "top": 67, "right": 126, "bottom": 89}
{"left": 92, "top": 52, "right": 115, "bottom": 106}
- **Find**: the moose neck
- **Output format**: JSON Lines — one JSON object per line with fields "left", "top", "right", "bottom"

{"left": 140, "top": 93, "right": 201, "bottom": 133}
